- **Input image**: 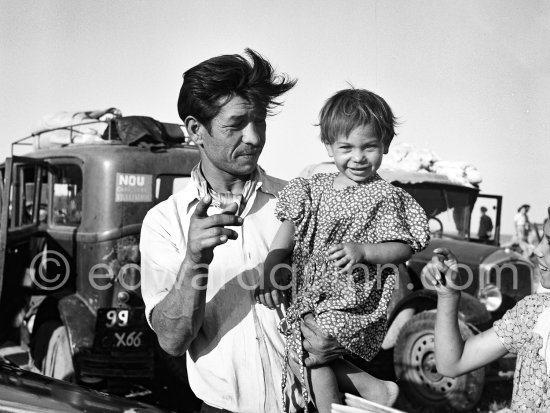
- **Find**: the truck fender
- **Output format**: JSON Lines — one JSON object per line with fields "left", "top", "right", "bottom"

{"left": 58, "top": 293, "right": 95, "bottom": 356}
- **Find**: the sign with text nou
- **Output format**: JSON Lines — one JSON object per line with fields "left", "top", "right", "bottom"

{"left": 115, "top": 173, "right": 153, "bottom": 202}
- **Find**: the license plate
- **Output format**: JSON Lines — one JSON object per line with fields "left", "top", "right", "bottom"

{"left": 94, "top": 308, "right": 151, "bottom": 352}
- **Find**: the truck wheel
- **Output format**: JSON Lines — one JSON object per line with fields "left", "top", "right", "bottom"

{"left": 394, "top": 312, "right": 484, "bottom": 412}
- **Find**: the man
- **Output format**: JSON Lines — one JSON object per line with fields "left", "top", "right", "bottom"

{"left": 477, "top": 206, "right": 493, "bottom": 244}
{"left": 140, "top": 49, "right": 345, "bottom": 413}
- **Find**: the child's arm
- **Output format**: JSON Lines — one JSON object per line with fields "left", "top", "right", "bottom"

{"left": 326, "top": 241, "right": 412, "bottom": 274}
{"left": 423, "top": 248, "right": 508, "bottom": 377}
{"left": 256, "top": 220, "right": 295, "bottom": 309}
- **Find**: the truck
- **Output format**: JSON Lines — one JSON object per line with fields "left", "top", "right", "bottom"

{"left": 0, "top": 116, "right": 200, "bottom": 409}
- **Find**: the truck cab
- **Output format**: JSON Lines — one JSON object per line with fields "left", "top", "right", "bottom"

{"left": 0, "top": 118, "right": 199, "bottom": 394}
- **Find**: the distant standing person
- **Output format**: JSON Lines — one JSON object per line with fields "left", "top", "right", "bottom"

{"left": 477, "top": 206, "right": 493, "bottom": 244}
{"left": 514, "top": 204, "right": 531, "bottom": 244}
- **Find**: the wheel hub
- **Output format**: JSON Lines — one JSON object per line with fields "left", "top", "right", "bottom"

{"left": 411, "top": 333, "right": 456, "bottom": 399}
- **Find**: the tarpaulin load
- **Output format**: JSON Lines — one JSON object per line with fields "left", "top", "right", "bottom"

{"left": 30, "top": 110, "right": 190, "bottom": 152}
{"left": 31, "top": 108, "right": 122, "bottom": 150}
{"left": 101, "top": 116, "right": 188, "bottom": 152}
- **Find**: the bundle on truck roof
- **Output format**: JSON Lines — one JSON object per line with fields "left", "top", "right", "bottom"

{"left": 301, "top": 142, "right": 482, "bottom": 188}
{"left": 13, "top": 108, "right": 192, "bottom": 155}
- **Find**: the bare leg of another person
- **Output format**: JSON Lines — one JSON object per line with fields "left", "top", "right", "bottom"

{"left": 331, "top": 358, "right": 399, "bottom": 406}
{"left": 288, "top": 358, "right": 340, "bottom": 413}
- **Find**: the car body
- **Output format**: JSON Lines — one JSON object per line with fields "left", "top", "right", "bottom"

{"left": 0, "top": 359, "right": 169, "bottom": 413}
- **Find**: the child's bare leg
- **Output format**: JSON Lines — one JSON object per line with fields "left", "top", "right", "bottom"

{"left": 288, "top": 357, "right": 340, "bottom": 413}
{"left": 331, "top": 358, "right": 399, "bottom": 406}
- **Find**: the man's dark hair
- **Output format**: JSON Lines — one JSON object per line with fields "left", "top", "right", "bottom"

{"left": 177, "top": 48, "right": 296, "bottom": 128}
{"left": 319, "top": 88, "right": 397, "bottom": 147}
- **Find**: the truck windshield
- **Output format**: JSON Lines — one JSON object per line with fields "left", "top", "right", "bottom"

{"left": 52, "top": 165, "right": 83, "bottom": 226}
{"left": 398, "top": 184, "right": 477, "bottom": 240}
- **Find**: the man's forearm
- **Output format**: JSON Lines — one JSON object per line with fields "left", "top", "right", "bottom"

{"left": 151, "top": 257, "right": 208, "bottom": 356}
{"left": 434, "top": 293, "right": 465, "bottom": 376}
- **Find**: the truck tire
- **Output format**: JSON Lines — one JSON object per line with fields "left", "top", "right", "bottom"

{"left": 394, "top": 311, "right": 484, "bottom": 412}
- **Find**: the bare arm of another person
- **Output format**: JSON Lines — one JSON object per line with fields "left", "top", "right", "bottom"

{"left": 423, "top": 248, "right": 508, "bottom": 377}
{"left": 256, "top": 220, "right": 295, "bottom": 309}
{"left": 150, "top": 196, "right": 243, "bottom": 356}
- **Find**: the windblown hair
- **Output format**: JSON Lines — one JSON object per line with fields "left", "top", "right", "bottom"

{"left": 319, "top": 88, "right": 397, "bottom": 147}
{"left": 177, "top": 48, "right": 296, "bottom": 128}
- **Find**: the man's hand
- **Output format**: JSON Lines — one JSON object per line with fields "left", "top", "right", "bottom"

{"left": 299, "top": 313, "right": 346, "bottom": 367}
{"left": 326, "top": 242, "right": 365, "bottom": 274}
{"left": 186, "top": 195, "right": 243, "bottom": 266}
{"left": 421, "top": 247, "right": 461, "bottom": 297}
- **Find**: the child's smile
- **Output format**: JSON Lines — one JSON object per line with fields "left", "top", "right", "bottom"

{"left": 325, "top": 124, "right": 386, "bottom": 186}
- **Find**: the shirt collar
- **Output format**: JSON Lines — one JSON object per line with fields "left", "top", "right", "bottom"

{"left": 177, "top": 163, "right": 280, "bottom": 213}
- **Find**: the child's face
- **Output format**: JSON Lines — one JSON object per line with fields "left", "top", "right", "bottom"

{"left": 325, "top": 124, "right": 386, "bottom": 185}
{"left": 534, "top": 218, "right": 550, "bottom": 288}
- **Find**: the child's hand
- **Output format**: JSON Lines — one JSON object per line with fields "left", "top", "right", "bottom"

{"left": 326, "top": 242, "right": 366, "bottom": 274}
{"left": 421, "top": 247, "right": 461, "bottom": 297}
{"left": 255, "top": 284, "right": 284, "bottom": 309}
{"left": 254, "top": 265, "right": 290, "bottom": 310}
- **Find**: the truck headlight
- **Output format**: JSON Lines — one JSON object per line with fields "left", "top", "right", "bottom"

{"left": 478, "top": 283, "right": 502, "bottom": 312}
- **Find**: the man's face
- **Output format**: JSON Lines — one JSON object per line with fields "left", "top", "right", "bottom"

{"left": 534, "top": 218, "right": 550, "bottom": 288}
{"left": 199, "top": 95, "right": 266, "bottom": 178}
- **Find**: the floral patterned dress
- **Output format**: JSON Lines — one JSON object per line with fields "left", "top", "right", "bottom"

{"left": 276, "top": 172, "right": 429, "bottom": 361}
{"left": 493, "top": 293, "right": 550, "bottom": 412}
{"left": 275, "top": 173, "right": 429, "bottom": 411}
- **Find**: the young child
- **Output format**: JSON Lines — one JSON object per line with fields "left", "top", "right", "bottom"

{"left": 424, "top": 207, "right": 550, "bottom": 412}
{"left": 256, "top": 88, "right": 430, "bottom": 412}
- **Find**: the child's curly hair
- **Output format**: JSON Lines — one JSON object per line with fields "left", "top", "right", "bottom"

{"left": 319, "top": 88, "right": 397, "bottom": 148}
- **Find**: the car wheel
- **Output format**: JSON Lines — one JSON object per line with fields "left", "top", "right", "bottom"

{"left": 394, "top": 311, "right": 484, "bottom": 412}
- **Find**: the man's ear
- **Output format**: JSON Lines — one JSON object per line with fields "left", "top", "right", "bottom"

{"left": 185, "top": 116, "right": 204, "bottom": 145}
{"left": 325, "top": 143, "right": 334, "bottom": 157}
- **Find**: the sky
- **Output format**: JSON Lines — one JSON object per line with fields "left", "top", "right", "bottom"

{"left": 1, "top": 0, "right": 549, "bottom": 235}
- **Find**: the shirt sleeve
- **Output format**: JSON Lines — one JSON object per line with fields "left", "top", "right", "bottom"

{"left": 493, "top": 300, "right": 524, "bottom": 354}
{"left": 371, "top": 186, "right": 430, "bottom": 253}
{"left": 139, "top": 204, "right": 185, "bottom": 328}
{"left": 275, "top": 177, "right": 311, "bottom": 229}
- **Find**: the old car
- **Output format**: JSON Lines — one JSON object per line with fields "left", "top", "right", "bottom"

{"left": 0, "top": 116, "right": 199, "bottom": 407}
{"left": 302, "top": 162, "right": 535, "bottom": 412}
{"left": 0, "top": 356, "right": 169, "bottom": 412}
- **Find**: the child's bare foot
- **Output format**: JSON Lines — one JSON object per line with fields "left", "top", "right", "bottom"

{"left": 360, "top": 380, "right": 399, "bottom": 406}
{"left": 383, "top": 380, "right": 399, "bottom": 406}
